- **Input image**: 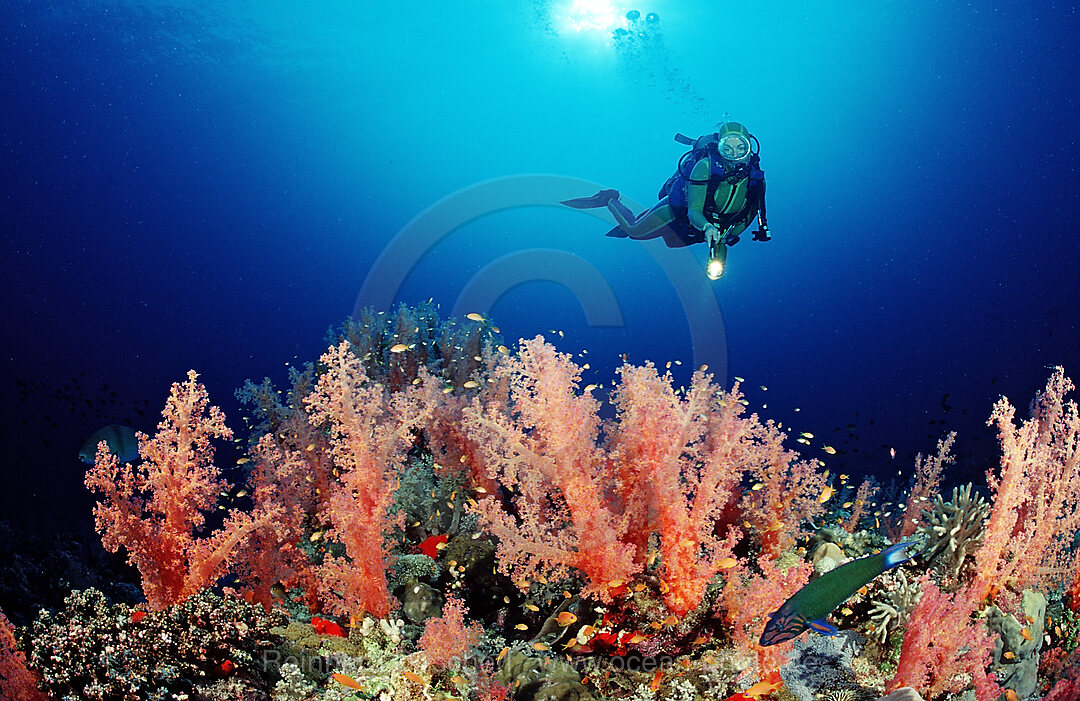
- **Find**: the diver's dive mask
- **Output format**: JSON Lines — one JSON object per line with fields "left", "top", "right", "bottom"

{"left": 718, "top": 133, "right": 751, "bottom": 164}
{"left": 715, "top": 120, "right": 754, "bottom": 165}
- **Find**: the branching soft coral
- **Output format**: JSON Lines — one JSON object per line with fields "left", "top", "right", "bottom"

{"left": 736, "top": 405, "right": 827, "bottom": 560}
{"left": 897, "top": 432, "right": 954, "bottom": 538}
{"left": 418, "top": 596, "right": 483, "bottom": 669}
{"left": 606, "top": 363, "right": 744, "bottom": 615}
{"left": 464, "top": 336, "right": 639, "bottom": 600}
{"left": 975, "top": 367, "right": 1080, "bottom": 602}
{"left": 1, "top": 608, "right": 47, "bottom": 701}
{"left": 303, "top": 340, "right": 436, "bottom": 617}
{"left": 466, "top": 338, "right": 828, "bottom": 615}
{"left": 888, "top": 577, "right": 1001, "bottom": 701}
{"left": 233, "top": 434, "right": 321, "bottom": 611}
{"left": 717, "top": 554, "right": 813, "bottom": 676}
{"left": 84, "top": 370, "right": 282, "bottom": 610}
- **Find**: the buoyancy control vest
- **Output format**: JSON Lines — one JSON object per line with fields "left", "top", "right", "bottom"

{"left": 658, "top": 132, "right": 770, "bottom": 241}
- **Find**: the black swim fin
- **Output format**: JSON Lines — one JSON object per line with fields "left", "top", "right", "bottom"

{"left": 560, "top": 189, "right": 620, "bottom": 209}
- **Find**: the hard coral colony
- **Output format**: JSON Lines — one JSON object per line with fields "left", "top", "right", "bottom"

{"left": 2, "top": 304, "right": 1080, "bottom": 701}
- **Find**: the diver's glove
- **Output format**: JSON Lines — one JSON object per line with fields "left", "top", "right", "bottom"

{"left": 704, "top": 224, "right": 723, "bottom": 248}
{"left": 752, "top": 225, "right": 771, "bottom": 242}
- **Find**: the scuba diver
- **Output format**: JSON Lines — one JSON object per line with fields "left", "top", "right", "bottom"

{"left": 561, "top": 121, "right": 770, "bottom": 280}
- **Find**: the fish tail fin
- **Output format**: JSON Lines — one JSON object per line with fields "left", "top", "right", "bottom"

{"left": 882, "top": 541, "right": 918, "bottom": 570}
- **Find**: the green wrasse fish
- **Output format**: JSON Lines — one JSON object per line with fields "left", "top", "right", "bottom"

{"left": 760, "top": 541, "right": 915, "bottom": 645}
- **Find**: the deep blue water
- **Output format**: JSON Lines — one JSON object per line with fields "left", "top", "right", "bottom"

{"left": 2, "top": 1, "right": 1079, "bottom": 525}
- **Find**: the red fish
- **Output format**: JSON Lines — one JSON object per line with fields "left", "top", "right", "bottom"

{"left": 417, "top": 534, "right": 448, "bottom": 559}
{"left": 311, "top": 616, "right": 346, "bottom": 637}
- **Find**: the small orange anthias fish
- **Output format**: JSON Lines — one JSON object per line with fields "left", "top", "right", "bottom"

{"left": 332, "top": 672, "right": 363, "bottom": 690}
{"left": 722, "top": 670, "right": 784, "bottom": 700}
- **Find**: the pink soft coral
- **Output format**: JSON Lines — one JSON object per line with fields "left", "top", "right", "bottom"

{"left": 975, "top": 367, "right": 1080, "bottom": 602}
{"left": 418, "top": 596, "right": 483, "bottom": 669}
{"left": 303, "top": 340, "right": 435, "bottom": 617}
{"left": 84, "top": 370, "right": 282, "bottom": 610}
{"left": 464, "top": 337, "right": 639, "bottom": 601}
{"left": 466, "top": 337, "right": 827, "bottom": 615}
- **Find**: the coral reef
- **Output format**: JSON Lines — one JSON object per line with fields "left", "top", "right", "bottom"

{"left": 29, "top": 588, "right": 284, "bottom": 700}
{"left": 916, "top": 482, "right": 990, "bottom": 582}
{"left": 7, "top": 307, "right": 1080, "bottom": 701}
{"left": 866, "top": 568, "right": 921, "bottom": 647}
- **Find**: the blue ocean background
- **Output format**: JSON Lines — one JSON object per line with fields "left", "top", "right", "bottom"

{"left": 2, "top": 0, "right": 1078, "bottom": 527}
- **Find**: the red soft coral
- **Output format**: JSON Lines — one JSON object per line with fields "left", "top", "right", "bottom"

{"left": 736, "top": 405, "right": 827, "bottom": 560}
{"left": 232, "top": 434, "right": 321, "bottom": 611}
{"left": 888, "top": 578, "right": 1001, "bottom": 700}
{"left": 606, "top": 362, "right": 744, "bottom": 615}
{"left": 717, "top": 554, "right": 813, "bottom": 676}
{"left": 84, "top": 370, "right": 281, "bottom": 609}
{"left": 0, "top": 608, "right": 48, "bottom": 701}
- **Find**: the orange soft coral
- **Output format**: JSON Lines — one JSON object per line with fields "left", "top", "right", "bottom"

{"left": 85, "top": 370, "right": 282, "bottom": 610}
